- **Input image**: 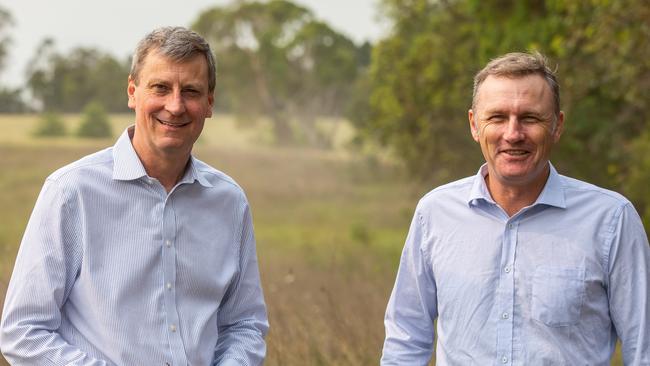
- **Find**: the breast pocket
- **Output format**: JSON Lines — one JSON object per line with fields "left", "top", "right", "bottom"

{"left": 531, "top": 266, "right": 585, "bottom": 327}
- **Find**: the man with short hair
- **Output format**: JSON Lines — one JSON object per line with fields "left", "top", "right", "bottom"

{"left": 1, "top": 26, "right": 268, "bottom": 365}
{"left": 381, "top": 52, "right": 649, "bottom": 365}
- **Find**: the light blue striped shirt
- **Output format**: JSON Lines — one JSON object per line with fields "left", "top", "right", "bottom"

{"left": 382, "top": 164, "right": 650, "bottom": 365}
{"left": 1, "top": 127, "right": 268, "bottom": 365}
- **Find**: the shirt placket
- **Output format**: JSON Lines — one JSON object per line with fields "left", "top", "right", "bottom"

{"left": 496, "top": 219, "right": 518, "bottom": 365}
{"left": 162, "top": 193, "right": 187, "bottom": 366}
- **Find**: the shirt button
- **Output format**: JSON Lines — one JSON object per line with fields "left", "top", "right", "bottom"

{"left": 165, "top": 240, "right": 171, "bottom": 248}
{"left": 504, "top": 266, "right": 511, "bottom": 273}
{"left": 502, "top": 356, "right": 508, "bottom": 363}
{"left": 166, "top": 282, "right": 172, "bottom": 290}
{"left": 170, "top": 324, "right": 177, "bottom": 332}
{"left": 502, "top": 312, "right": 509, "bottom": 319}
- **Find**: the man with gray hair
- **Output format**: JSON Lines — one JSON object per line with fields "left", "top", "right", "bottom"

{"left": 381, "top": 52, "right": 649, "bottom": 365}
{"left": 1, "top": 26, "right": 268, "bottom": 365}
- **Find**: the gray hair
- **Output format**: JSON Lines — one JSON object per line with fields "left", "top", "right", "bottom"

{"left": 472, "top": 51, "right": 560, "bottom": 118}
{"left": 130, "top": 26, "right": 216, "bottom": 93}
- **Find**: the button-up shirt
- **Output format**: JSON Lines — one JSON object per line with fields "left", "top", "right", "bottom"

{"left": 381, "top": 164, "right": 650, "bottom": 365}
{"left": 1, "top": 127, "right": 268, "bottom": 365}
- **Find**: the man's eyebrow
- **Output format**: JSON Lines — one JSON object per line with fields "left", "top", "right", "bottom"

{"left": 483, "top": 107, "right": 546, "bottom": 116}
{"left": 482, "top": 108, "right": 507, "bottom": 115}
{"left": 182, "top": 83, "right": 204, "bottom": 90}
{"left": 517, "top": 109, "right": 543, "bottom": 115}
{"left": 146, "top": 78, "right": 168, "bottom": 86}
{"left": 144, "top": 79, "right": 205, "bottom": 90}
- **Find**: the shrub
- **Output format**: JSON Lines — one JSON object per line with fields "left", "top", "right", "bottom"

{"left": 33, "top": 112, "right": 66, "bottom": 137}
{"left": 77, "top": 101, "right": 112, "bottom": 138}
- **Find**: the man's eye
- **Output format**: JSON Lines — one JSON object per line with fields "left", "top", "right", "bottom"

{"left": 152, "top": 84, "right": 168, "bottom": 93}
{"left": 183, "top": 89, "right": 200, "bottom": 96}
{"left": 521, "top": 116, "right": 540, "bottom": 123}
{"left": 487, "top": 115, "right": 506, "bottom": 122}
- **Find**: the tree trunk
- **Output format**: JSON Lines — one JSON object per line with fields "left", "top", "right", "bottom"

{"left": 247, "top": 51, "right": 295, "bottom": 144}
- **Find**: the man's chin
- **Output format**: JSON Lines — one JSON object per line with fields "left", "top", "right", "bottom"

{"left": 494, "top": 165, "right": 549, "bottom": 187}
{"left": 153, "top": 138, "right": 192, "bottom": 153}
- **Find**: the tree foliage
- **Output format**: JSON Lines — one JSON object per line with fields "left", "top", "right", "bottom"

{"left": 26, "top": 39, "right": 130, "bottom": 113}
{"left": 33, "top": 111, "right": 66, "bottom": 137}
{"left": 0, "top": 5, "right": 13, "bottom": 74}
{"left": 0, "top": 87, "right": 28, "bottom": 113}
{"left": 0, "top": 6, "right": 28, "bottom": 112}
{"left": 77, "top": 101, "right": 112, "bottom": 138}
{"left": 625, "top": 129, "right": 650, "bottom": 229}
{"left": 192, "top": 0, "right": 366, "bottom": 145}
{"left": 356, "top": 0, "right": 650, "bottom": 193}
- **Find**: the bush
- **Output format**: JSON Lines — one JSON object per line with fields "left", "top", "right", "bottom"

{"left": 77, "top": 101, "right": 112, "bottom": 138}
{"left": 33, "top": 112, "right": 66, "bottom": 137}
{"left": 0, "top": 88, "right": 29, "bottom": 113}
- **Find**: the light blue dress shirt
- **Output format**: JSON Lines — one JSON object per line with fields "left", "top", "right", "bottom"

{"left": 1, "top": 127, "right": 268, "bottom": 365}
{"left": 381, "top": 163, "right": 650, "bottom": 365}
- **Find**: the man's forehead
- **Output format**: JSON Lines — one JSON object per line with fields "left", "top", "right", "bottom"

{"left": 139, "top": 51, "right": 209, "bottom": 80}
{"left": 481, "top": 74, "right": 548, "bottom": 90}
{"left": 476, "top": 75, "right": 551, "bottom": 105}
{"left": 142, "top": 49, "right": 206, "bottom": 68}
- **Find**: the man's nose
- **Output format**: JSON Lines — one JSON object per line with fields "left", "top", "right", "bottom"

{"left": 165, "top": 91, "right": 186, "bottom": 116}
{"left": 503, "top": 117, "right": 525, "bottom": 142}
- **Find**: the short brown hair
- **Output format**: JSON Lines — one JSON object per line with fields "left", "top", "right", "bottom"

{"left": 472, "top": 52, "right": 560, "bottom": 117}
{"left": 130, "top": 26, "right": 216, "bottom": 93}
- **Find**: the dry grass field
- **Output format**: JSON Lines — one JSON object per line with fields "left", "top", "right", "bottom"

{"left": 0, "top": 114, "right": 419, "bottom": 365}
{"left": 0, "top": 114, "right": 623, "bottom": 365}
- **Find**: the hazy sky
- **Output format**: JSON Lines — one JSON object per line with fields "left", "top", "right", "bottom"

{"left": 0, "top": 0, "right": 387, "bottom": 87}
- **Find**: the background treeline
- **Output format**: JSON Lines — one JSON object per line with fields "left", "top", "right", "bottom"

{"left": 354, "top": 0, "right": 650, "bottom": 229}
{"left": 0, "top": 0, "right": 648, "bottom": 228}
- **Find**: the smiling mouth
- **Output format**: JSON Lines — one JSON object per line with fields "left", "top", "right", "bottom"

{"left": 501, "top": 149, "right": 529, "bottom": 156}
{"left": 156, "top": 118, "right": 190, "bottom": 128}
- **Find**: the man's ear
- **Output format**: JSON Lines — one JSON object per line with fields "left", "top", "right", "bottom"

{"left": 127, "top": 75, "right": 136, "bottom": 110}
{"left": 469, "top": 109, "right": 480, "bottom": 142}
{"left": 553, "top": 111, "right": 565, "bottom": 143}
{"left": 206, "top": 93, "right": 214, "bottom": 118}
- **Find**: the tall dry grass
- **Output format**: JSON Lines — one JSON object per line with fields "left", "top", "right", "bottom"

{"left": 0, "top": 114, "right": 418, "bottom": 365}
{"left": 0, "top": 114, "right": 623, "bottom": 365}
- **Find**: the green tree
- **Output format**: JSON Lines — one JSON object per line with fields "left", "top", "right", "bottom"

{"left": 33, "top": 111, "right": 66, "bottom": 137}
{"left": 355, "top": 0, "right": 650, "bottom": 191}
{"left": 193, "top": 0, "right": 364, "bottom": 145}
{"left": 544, "top": 1, "right": 650, "bottom": 190}
{"left": 77, "top": 101, "right": 112, "bottom": 138}
{"left": 0, "top": 5, "right": 12, "bottom": 73}
{"left": 26, "top": 40, "right": 130, "bottom": 113}
{"left": 356, "top": 0, "right": 484, "bottom": 183}
{"left": 0, "top": 5, "right": 28, "bottom": 112}
{"left": 0, "top": 87, "right": 28, "bottom": 113}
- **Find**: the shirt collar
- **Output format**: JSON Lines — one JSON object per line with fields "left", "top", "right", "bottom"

{"left": 112, "top": 126, "right": 212, "bottom": 188}
{"left": 186, "top": 157, "right": 213, "bottom": 188}
{"left": 467, "top": 162, "right": 566, "bottom": 209}
{"left": 535, "top": 163, "right": 566, "bottom": 209}
{"left": 112, "top": 127, "right": 147, "bottom": 181}
{"left": 468, "top": 163, "right": 494, "bottom": 206}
